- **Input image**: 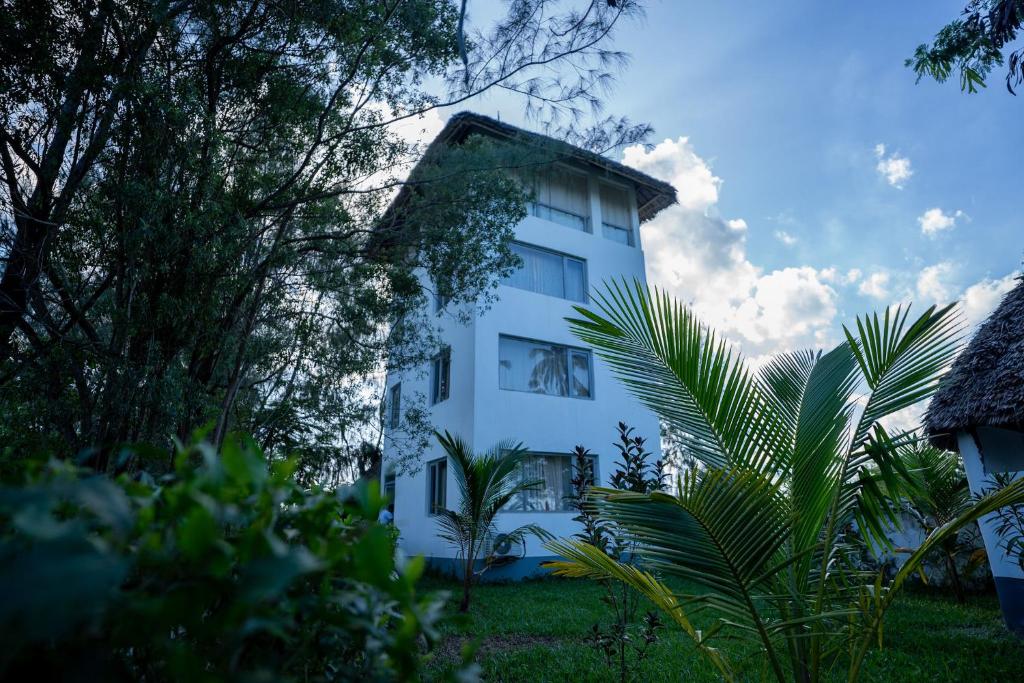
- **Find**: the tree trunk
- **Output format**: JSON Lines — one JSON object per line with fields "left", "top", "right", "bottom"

{"left": 945, "top": 547, "right": 966, "bottom": 604}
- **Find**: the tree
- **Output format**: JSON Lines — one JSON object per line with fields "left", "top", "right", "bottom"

{"left": 433, "top": 430, "right": 548, "bottom": 612}
{"left": 908, "top": 0, "right": 1024, "bottom": 94}
{"left": 545, "top": 280, "right": 1024, "bottom": 682}
{"left": 0, "top": 1, "right": 652, "bottom": 477}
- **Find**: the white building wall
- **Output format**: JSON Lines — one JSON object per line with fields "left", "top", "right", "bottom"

{"left": 383, "top": 164, "right": 661, "bottom": 575}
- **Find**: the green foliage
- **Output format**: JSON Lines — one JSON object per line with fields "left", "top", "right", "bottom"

{"left": 433, "top": 430, "right": 549, "bottom": 612}
{"left": 0, "top": 434, "right": 454, "bottom": 681}
{"left": 0, "top": 0, "right": 650, "bottom": 480}
{"left": 562, "top": 422, "right": 667, "bottom": 683}
{"left": 545, "top": 279, "right": 1024, "bottom": 682}
{"left": 987, "top": 472, "right": 1024, "bottom": 570}
{"left": 908, "top": 1, "right": 1024, "bottom": 94}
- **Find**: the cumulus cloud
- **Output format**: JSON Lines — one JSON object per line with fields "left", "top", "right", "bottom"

{"left": 774, "top": 230, "right": 797, "bottom": 246}
{"left": 623, "top": 137, "right": 838, "bottom": 358}
{"left": 918, "top": 208, "right": 964, "bottom": 237}
{"left": 858, "top": 271, "right": 891, "bottom": 300}
{"left": 874, "top": 143, "right": 913, "bottom": 188}
{"left": 915, "top": 261, "right": 957, "bottom": 304}
{"left": 960, "top": 272, "right": 1020, "bottom": 327}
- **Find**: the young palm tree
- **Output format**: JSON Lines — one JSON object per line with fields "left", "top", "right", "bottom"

{"left": 434, "top": 430, "right": 549, "bottom": 612}
{"left": 545, "top": 280, "right": 1024, "bottom": 683}
{"left": 899, "top": 442, "right": 976, "bottom": 603}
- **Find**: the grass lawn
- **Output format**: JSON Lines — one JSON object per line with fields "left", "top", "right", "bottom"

{"left": 422, "top": 576, "right": 1024, "bottom": 682}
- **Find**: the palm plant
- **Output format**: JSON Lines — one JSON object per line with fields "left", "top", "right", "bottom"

{"left": 545, "top": 280, "right": 1024, "bottom": 683}
{"left": 899, "top": 442, "right": 977, "bottom": 602}
{"left": 433, "top": 430, "right": 548, "bottom": 612}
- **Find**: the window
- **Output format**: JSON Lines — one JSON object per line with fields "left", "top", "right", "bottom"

{"left": 532, "top": 168, "right": 590, "bottom": 231}
{"left": 427, "top": 458, "right": 447, "bottom": 515}
{"left": 383, "top": 472, "right": 396, "bottom": 501}
{"left": 434, "top": 291, "right": 449, "bottom": 313}
{"left": 498, "top": 335, "right": 592, "bottom": 398}
{"left": 509, "top": 452, "right": 598, "bottom": 512}
{"left": 600, "top": 183, "right": 634, "bottom": 246}
{"left": 388, "top": 383, "right": 401, "bottom": 429}
{"left": 502, "top": 242, "right": 587, "bottom": 302}
{"left": 431, "top": 348, "right": 450, "bottom": 404}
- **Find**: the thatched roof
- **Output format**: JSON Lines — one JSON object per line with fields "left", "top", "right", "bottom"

{"left": 385, "top": 111, "right": 678, "bottom": 224}
{"left": 926, "top": 275, "right": 1024, "bottom": 450}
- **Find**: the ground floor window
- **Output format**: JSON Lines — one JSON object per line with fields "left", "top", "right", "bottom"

{"left": 508, "top": 452, "right": 597, "bottom": 512}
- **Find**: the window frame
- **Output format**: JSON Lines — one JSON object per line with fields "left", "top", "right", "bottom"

{"left": 502, "top": 241, "right": 588, "bottom": 303}
{"left": 599, "top": 180, "right": 636, "bottom": 247}
{"left": 503, "top": 451, "right": 600, "bottom": 514}
{"left": 431, "top": 347, "right": 451, "bottom": 405}
{"left": 388, "top": 382, "right": 401, "bottom": 429}
{"left": 497, "top": 334, "right": 594, "bottom": 400}
{"left": 530, "top": 164, "right": 592, "bottom": 233}
{"left": 426, "top": 457, "right": 448, "bottom": 516}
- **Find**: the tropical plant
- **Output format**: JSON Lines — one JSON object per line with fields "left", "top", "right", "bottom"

{"left": 545, "top": 280, "right": 1024, "bottom": 683}
{"left": 899, "top": 441, "right": 983, "bottom": 602}
{"left": 563, "top": 423, "right": 666, "bottom": 683}
{"left": 987, "top": 472, "right": 1024, "bottom": 571}
{"left": 433, "top": 430, "right": 549, "bottom": 612}
{"left": 0, "top": 433, "right": 456, "bottom": 681}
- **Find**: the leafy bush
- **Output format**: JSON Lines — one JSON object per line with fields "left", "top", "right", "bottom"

{"left": 0, "top": 434, "right": 453, "bottom": 681}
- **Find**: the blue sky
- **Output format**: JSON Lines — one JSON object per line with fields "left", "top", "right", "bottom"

{"left": 419, "top": 1, "right": 1022, "bottom": 365}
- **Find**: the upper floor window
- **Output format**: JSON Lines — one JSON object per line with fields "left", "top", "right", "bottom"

{"left": 600, "top": 183, "right": 634, "bottom": 246}
{"left": 502, "top": 242, "right": 586, "bottom": 303}
{"left": 388, "top": 382, "right": 401, "bottom": 429}
{"left": 434, "top": 291, "right": 449, "bottom": 312}
{"left": 507, "top": 452, "right": 598, "bottom": 512}
{"left": 431, "top": 348, "right": 451, "bottom": 404}
{"left": 532, "top": 168, "right": 589, "bottom": 232}
{"left": 427, "top": 457, "right": 447, "bottom": 515}
{"left": 498, "top": 335, "right": 592, "bottom": 398}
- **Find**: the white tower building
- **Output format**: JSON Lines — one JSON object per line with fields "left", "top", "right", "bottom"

{"left": 381, "top": 113, "right": 677, "bottom": 579}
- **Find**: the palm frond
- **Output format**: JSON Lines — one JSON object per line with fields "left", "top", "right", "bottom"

{"left": 544, "top": 538, "right": 735, "bottom": 681}
{"left": 568, "top": 279, "right": 781, "bottom": 470}
{"left": 844, "top": 304, "right": 962, "bottom": 448}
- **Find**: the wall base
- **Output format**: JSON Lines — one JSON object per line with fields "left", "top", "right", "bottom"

{"left": 426, "top": 555, "right": 560, "bottom": 582}
{"left": 994, "top": 576, "right": 1024, "bottom": 635}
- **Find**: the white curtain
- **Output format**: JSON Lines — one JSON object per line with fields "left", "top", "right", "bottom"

{"left": 513, "top": 455, "right": 573, "bottom": 511}
{"left": 506, "top": 243, "right": 565, "bottom": 298}
{"left": 499, "top": 336, "right": 568, "bottom": 396}
{"left": 600, "top": 184, "right": 631, "bottom": 228}
{"left": 538, "top": 170, "right": 589, "bottom": 217}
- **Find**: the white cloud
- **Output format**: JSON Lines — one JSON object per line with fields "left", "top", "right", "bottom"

{"left": 624, "top": 137, "right": 838, "bottom": 357}
{"left": 915, "top": 261, "right": 957, "bottom": 304}
{"left": 845, "top": 268, "right": 863, "bottom": 284}
{"left": 858, "top": 271, "right": 891, "bottom": 300}
{"left": 774, "top": 230, "right": 797, "bottom": 246}
{"left": 874, "top": 143, "right": 913, "bottom": 188}
{"left": 960, "top": 272, "right": 1019, "bottom": 327}
{"left": 917, "top": 208, "right": 964, "bottom": 237}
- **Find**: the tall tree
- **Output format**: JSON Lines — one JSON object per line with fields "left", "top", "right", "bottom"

{"left": 0, "top": 1, "right": 650, "bottom": 475}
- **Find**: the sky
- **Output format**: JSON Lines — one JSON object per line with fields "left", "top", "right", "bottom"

{"left": 399, "top": 2, "right": 1022, "bottom": 400}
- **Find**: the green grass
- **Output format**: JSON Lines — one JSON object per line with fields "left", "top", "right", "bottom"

{"left": 422, "top": 576, "right": 1023, "bottom": 682}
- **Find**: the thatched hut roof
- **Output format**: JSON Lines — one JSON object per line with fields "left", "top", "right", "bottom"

{"left": 383, "top": 111, "right": 678, "bottom": 225}
{"left": 925, "top": 275, "right": 1024, "bottom": 450}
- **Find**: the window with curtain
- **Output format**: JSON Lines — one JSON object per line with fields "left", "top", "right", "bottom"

{"left": 427, "top": 458, "right": 447, "bottom": 515}
{"left": 498, "top": 335, "right": 592, "bottom": 398}
{"left": 388, "top": 383, "right": 401, "bottom": 429}
{"left": 533, "top": 168, "right": 590, "bottom": 231}
{"left": 600, "top": 183, "right": 634, "bottom": 246}
{"left": 502, "top": 242, "right": 587, "bottom": 303}
{"left": 508, "top": 452, "right": 598, "bottom": 512}
{"left": 431, "top": 348, "right": 450, "bottom": 404}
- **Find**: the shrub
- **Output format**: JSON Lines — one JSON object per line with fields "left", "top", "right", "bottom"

{"left": 0, "top": 434, "right": 453, "bottom": 681}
